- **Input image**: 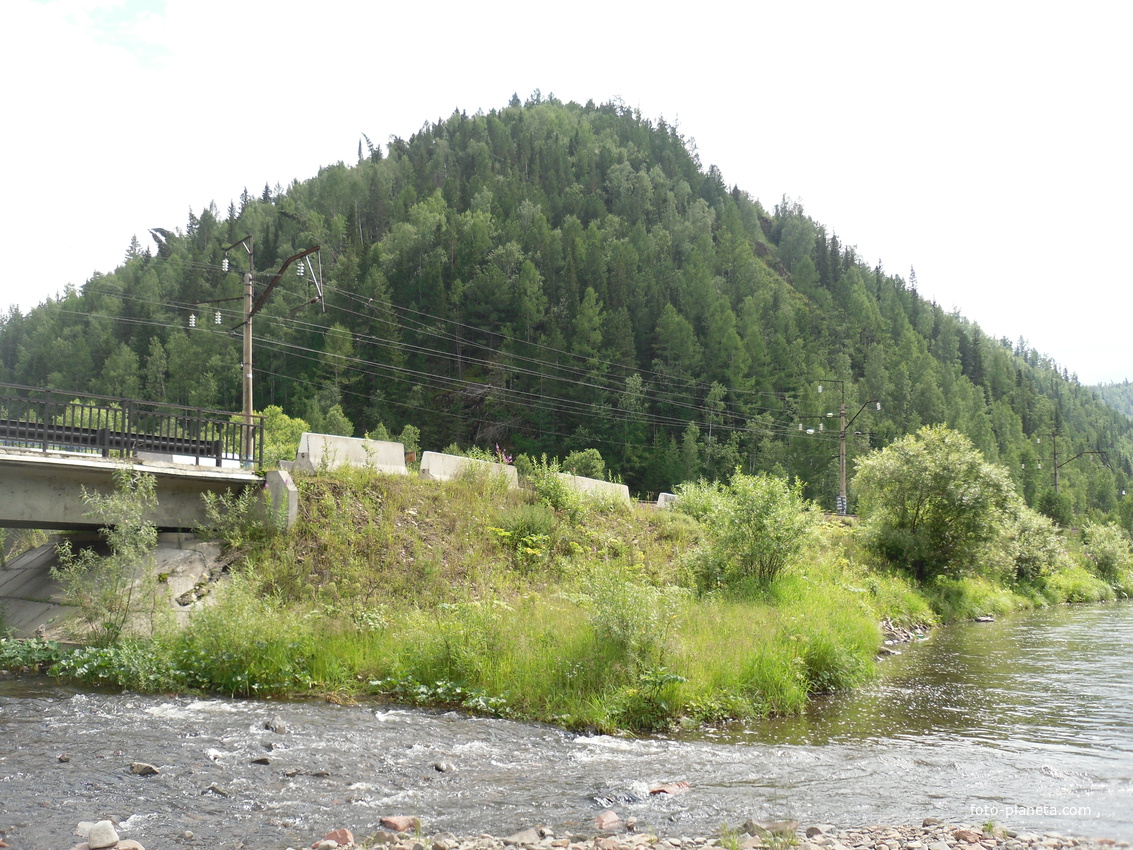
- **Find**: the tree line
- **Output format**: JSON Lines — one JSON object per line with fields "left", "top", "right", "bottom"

{"left": 2, "top": 93, "right": 1130, "bottom": 525}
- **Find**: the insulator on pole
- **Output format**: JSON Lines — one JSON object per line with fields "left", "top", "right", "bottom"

{"left": 189, "top": 314, "right": 197, "bottom": 328}
{"left": 215, "top": 311, "right": 222, "bottom": 324}
{"left": 222, "top": 257, "right": 229, "bottom": 272}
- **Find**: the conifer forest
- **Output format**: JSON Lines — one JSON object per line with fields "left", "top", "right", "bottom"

{"left": 2, "top": 95, "right": 1130, "bottom": 521}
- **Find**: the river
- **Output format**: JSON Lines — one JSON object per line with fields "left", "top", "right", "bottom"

{"left": 2, "top": 603, "right": 1131, "bottom": 849}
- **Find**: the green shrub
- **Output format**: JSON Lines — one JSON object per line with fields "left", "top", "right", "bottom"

{"left": 198, "top": 486, "right": 281, "bottom": 550}
{"left": 1000, "top": 502, "right": 1071, "bottom": 582}
{"left": 1038, "top": 490, "right": 1074, "bottom": 528}
{"left": 1044, "top": 563, "right": 1115, "bottom": 603}
{"left": 1081, "top": 521, "right": 1132, "bottom": 583}
{"left": 562, "top": 448, "right": 605, "bottom": 479}
{"left": 522, "top": 454, "right": 584, "bottom": 519}
{"left": 260, "top": 405, "right": 309, "bottom": 469}
{"left": 1, "top": 636, "right": 63, "bottom": 672}
{"left": 51, "top": 468, "right": 160, "bottom": 646}
{"left": 581, "top": 569, "right": 688, "bottom": 671}
{"left": 854, "top": 426, "right": 1015, "bottom": 582}
{"left": 51, "top": 640, "right": 179, "bottom": 692}
{"left": 489, "top": 503, "right": 557, "bottom": 573}
{"left": 678, "top": 471, "right": 816, "bottom": 587}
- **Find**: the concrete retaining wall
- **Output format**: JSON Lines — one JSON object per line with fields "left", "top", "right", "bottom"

{"left": 293, "top": 433, "right": 407, "bottom": 476}
{"left": 556, "top": 472, "right": 631, "bottom": 504}
{"left": 418, "top": 451, "right": 519, "bottom": 488}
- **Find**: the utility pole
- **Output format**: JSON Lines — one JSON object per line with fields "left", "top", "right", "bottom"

{"left": 220, "top": 239, "right": 322, "bottom": 466}
{"left": 815, "top": 380, "right": 881, "bottom": 515}
{"left": 1052, "top": 433, "right": 1059, "bottom": 495}
{"left": 224, "top": 236, "right": 255, "bottom": 465}
{"left": 838, "top": 392, "right": 848, "bottom": 516}
{"left": 243, "top": 265, "right": 254, "bottom": 464}
{"left": 1033, "top": 432, "right": 1111, "bottom": 496}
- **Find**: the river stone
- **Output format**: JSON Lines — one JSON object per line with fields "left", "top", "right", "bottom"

{"left": 322, "top": 828, "right": 354, "bottom": 846}
{"left": 596, "top": 811, "right": 622, "bottom": 831}
{"left": 808, "top": 826, "right": 837, "bottom": 838}
{"left": 381, "top": 816, "right": 419, "bottom": 833}
{"left": 88, "top": 820, "right": 120, "bottom": 849}
{"left": 929, "top": 842, "right": 951, "bottom": 850}
{"left": 130, "top": 761, "right": 160, "bottom": 776}
{"left": 744, "top": 820, "right": 799, "bottom": 838}
{"left": 504, "top": 828, "right": 543, "bottom": 846}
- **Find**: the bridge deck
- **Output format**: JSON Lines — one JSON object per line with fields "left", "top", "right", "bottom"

{"left": 0, "top": 449, "right": 261, "bottom": 531}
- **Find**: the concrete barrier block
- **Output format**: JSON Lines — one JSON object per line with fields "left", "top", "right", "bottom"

{"left": 418, "top": 451, "right": 519, "bottom": 488}
{"left": 555, "top": 472, "right": 631, "bottom": 504}
{"left": 657, "top": 492, "right": 679, "bottom": 508}
{"left": 264, "top": 469, "right": 299, "bottom": 529}
{"left": 293, "top": 433, "right": 407, "bottom": 476}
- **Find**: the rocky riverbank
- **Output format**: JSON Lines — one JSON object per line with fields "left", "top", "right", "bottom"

{"left": 313, "top": 820, "right": 1130, "bottom": 850}
{"left": 46, "top": 818, "right": 1132, "bottom": 850}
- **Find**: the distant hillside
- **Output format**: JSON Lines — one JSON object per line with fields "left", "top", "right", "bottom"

{"left": 1, "top": 94, "right": 1130, "bottom": 515}
{"left": 1093, "top": 381, "right": 1133, "bottom": 421}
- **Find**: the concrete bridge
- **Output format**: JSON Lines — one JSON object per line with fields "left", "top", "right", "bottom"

{"left": 0, "top": 448, "right": 265, "bottom": 531}
{"left": 0, "top": 382, "right": 289, "bottom": 531}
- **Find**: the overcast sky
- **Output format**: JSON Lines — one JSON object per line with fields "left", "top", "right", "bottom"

{"left": 3, "top": 0, "right": 1130, "bottom": 384}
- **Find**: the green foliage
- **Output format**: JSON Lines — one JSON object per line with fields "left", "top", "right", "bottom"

{"left": 51, "top": 639, "right": 179, "bottom": 692}
{"left": 1038, "top": 490, "right": 1073, "bottom": 528}
{"left": 51, "top": 468, "right": 160, "bottom": 645}
{"left": 261, "top": 405, "right": 309, "bottom": 468}
{"left": 854, "top": 426, "right": 1015, "bottom": 582}
{"left": 367, "top": 421, "right": 420, "bottom": 459}
{"left": 522, "top": 454, "right": 584, "bottom": 519}
{"left": 1081, "top": 521, "right": 1132, "bottom": 583}
{"left": 678, "top": 471, "right": 817, "bottom": 587}
{"left": 1042, "top": 563, "right": 1115, "bottom": 604}
{"left": 0, "top": 636, "right": 63, "bottom": 672}
{"left": 580, "top": 569, "right": 687, "bottom": 671}
{"left": 923, "top": 576, "right": 1031, "bottom": 621}
{"left": 198, "top": 486, "right": 281, "bottom": 550}
{"left": 172, "top": 573, "right": 318, "bottom": 696}
{"left": 489, "top": 503, "right": 556, "bottom": 573}
{"left": 562, "top": 448, "right": 605, "bottom": 479}
{"left": 998, "top": 503, "right": 1071, "bottom": 582}
{"left": 30, "top": 464, "right": 1127, "bottom": 732}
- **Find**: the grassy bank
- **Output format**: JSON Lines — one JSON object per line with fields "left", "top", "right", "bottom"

{"left": 30, "top": 463, "right": 1130, "bottom": 734}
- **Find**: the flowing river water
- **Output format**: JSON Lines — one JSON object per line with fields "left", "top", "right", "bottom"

{"left": 2, "top": 603, "right": 1132, "bottom": 849}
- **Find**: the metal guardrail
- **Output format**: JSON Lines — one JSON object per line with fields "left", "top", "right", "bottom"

{"left": 0, "top": 382, "right": 263, "bottom": 467}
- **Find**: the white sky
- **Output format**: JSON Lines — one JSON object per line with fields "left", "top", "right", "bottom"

{"left": 2, "top": 0, "right": 1130, "bottom": 384}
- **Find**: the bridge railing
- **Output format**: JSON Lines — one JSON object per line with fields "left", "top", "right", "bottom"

{"left": 0, "top": 382, "right": 263, "bottom": 467}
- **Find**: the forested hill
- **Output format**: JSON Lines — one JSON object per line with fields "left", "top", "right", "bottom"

{"left": 1093, "top": 382, "right": 1133, "bottom": 422}
{"left": 1, "top": 94, "right": 1130, "bottom": 516}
